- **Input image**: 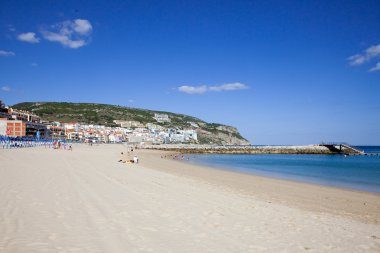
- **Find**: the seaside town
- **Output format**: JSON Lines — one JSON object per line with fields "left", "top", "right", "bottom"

{"left": 0, "top": 100, "right": 198, "bottom": 146}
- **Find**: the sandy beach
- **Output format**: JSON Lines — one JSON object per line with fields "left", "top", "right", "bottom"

{"left": 1, "top": 144, "right": 379, "bottom": 252}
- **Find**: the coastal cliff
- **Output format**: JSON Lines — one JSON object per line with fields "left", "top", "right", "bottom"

{"left": 197, "top": 124, "right": 250, "bottom": 146}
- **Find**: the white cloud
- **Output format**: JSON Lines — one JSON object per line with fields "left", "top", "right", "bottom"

{"left": 73, "top": 19, "right": 92, "bottom": 34}
{"left": 348, "top": 43, "right": 380, "bottom": 71}
{"left": 366, "top": 44, "right": 380, "bottom": 57}
{"left": 1, "top": 86, "right": 11, "bottom": 92}
{"left": 42, "top": 31, "right": 86, "bottom": 48}
{"left": 41, "top": 19, "right": 92, "bottom": 49}
{"left": 209, "top": 82, "right": 249, "bottom": 91}
{"left": 369, "top": 62, "right": 380, "bottom": 72}
{"left": 347, "top": 54, "right": 366, "bottom": 66}
{"left": 31, "top": 62, "right": 38, "bottom": 67}
{"left": 178, "top": 82, "right": 249, "bottom": 94}
{"left": 0, "top": 50, "right": 15, "bottom": 56}
{"left": 178, "top": 85, "right": 208, "bottom": 94}
{"left": 128, "top": 99, "right": 135, "bottom": 103}
{"left": 17, "top": 32, "right": 40, "bottom": 43}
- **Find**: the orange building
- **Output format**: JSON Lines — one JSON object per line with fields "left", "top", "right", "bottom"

{"left": 0, "top": 119, "right": 26, "bottom": 137}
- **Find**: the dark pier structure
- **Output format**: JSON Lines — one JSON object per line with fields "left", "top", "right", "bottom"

{"left": 318, "top": 143, "right": 365, "bottom": 155}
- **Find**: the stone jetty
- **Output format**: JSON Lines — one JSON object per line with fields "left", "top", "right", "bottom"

{"left": 143, "top": 144, "right": 357, "bottom": 154}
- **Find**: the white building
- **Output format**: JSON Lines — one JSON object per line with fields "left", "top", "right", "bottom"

{"left": 154, "top": 113, "right": 171, "bottom": 123}
{"left": 113, "top": 120, "right": 144, "bottom": 128}
{"left": 146, "top": 123, "right": 164, "bottom": 130}
{"left": 183, "top": 129, "right": 198, "bottom": 141}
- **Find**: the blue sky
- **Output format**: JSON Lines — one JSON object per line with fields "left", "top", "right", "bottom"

{"left": 1, "top": 0, "right": 380, "bottom": 145}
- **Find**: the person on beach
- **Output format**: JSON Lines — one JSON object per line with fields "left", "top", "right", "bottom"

{"left": 133, "top": 155, "right": 139, "bottom": 164}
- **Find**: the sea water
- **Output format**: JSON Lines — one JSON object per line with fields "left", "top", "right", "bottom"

{"left": 188, "top": 146, "right": 380, "bottom": 193}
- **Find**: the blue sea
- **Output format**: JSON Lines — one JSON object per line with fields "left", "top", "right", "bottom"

{"left": 188, "top": 146, "right": 380, "bottom": 194}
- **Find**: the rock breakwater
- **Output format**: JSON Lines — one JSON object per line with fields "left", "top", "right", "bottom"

{"left": 144, "top": 144, "right": 342, "bottom": 154}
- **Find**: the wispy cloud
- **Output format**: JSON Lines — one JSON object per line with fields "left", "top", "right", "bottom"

{"left": 0, "top": 50, "right": 15, "bottom": 57}
{"left": 347, "top": 54, "right": 366, "bottom": 66}
{"left": 128, "top": 99, "right": 135, "bottom": 103}
{"left": 178, "top": 82, "right": 249, "bottom": 94}
{"left": 209, "top": 82, "right": 249, "bottom": 91}
{"left": 17, "top": 32, "right": 40, "bottom": 43}
{"left": 348, "top": 43, "right": 380, "bottom": 72}
{"left": 31, "top": 62, "right": 38, "bottom": 67}
{"left": 41, "top": 19, "right": 92, "bottom": 49}
{"left": 1, "top": 86, "right": 11, "bottom": 92}
{"left": 369, "top": 62, "right": 380, "bottom": 72}
{"left": 7, "top": 25, "right": 16, "bottom": 32}
{"left": 178, "top": 85, "right": 208, "bottom": 94}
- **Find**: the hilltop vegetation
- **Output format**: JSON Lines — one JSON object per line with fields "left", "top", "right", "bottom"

{"left": 13, "top": 102, "right": 250, "bottom": 145}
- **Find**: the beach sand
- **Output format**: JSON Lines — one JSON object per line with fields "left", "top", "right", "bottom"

{"left": 0, "top": 144, "right": 379, "bottom": 252}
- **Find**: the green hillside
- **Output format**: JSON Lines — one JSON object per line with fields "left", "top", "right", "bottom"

{"left": 13, "top": 102, "right": 250, "bottom": 145}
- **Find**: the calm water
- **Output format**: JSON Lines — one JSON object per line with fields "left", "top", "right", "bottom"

{"left": 188, "top": 146, "right": 380, "bottom": 193}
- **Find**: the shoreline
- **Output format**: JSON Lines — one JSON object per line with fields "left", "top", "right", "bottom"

{"left": 183, "top": 153, "right": 380, "bottom": 195}
{"left": 137, "top": 149, "right": 380, "bottom": 225}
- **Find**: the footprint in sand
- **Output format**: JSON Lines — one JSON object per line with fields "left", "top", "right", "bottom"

{"left": 205, "top": 211, "right": 224, "bottom": 218}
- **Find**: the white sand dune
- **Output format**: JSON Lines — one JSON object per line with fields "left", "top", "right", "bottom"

{"left": 0, "top": 144, "right": 379, "bottom": 252}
